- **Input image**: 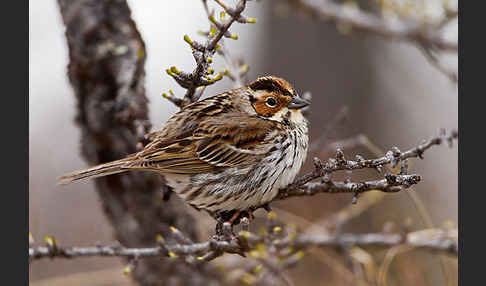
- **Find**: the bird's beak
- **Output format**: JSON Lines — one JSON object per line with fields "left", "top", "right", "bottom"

{"left": 288, "top": 97, "right": 310, "bottom": 109}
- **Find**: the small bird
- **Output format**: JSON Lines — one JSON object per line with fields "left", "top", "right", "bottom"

{"left": 59, "top": 76, "right": 309, "bottom": 225}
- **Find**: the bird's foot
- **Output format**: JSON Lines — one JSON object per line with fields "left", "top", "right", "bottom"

{"left": 213, "top": 209, "right": 254, "bottom": 240}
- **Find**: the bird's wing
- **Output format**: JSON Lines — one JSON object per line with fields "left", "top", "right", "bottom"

{"left": 125, "top": 112, "right": 278, "bottom": 174}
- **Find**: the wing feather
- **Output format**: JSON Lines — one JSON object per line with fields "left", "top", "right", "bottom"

{"left": 125, "top": 110, "right": 279, "bottom": 174}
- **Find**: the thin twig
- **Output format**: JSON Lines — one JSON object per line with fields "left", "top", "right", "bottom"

{"left": 279, "top": 174, "right": 421, "bottom": 199}
{"left": 165, "top": 0, "right": 254, "bottom": 107}
{"left": 275, "top": 129, "right": 458, "bottom": 201}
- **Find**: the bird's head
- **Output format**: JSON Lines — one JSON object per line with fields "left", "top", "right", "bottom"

{"left": 247, "top": 76, "right": 310, "bottom": 125}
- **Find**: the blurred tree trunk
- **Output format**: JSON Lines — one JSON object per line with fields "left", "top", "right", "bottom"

{"left": 57, "top": 0, "right": 220, "bottom": 285}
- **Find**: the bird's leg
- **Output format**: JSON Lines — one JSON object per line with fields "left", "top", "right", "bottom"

{"left": 229, "top": 210, "right": 242, "bottom": 225}
{"left": 238, "top": 208, "right": 257, "bottom": 232}
{"left": 240, "top": 209, "right": 255, "bottom": 231}
{"left": 213, "top": 210, "right": 239, "bottom": 239}
{"left": 221, "top": 222, "right": 234, "bottom": 240}
{"left": 214, "top": 221, "right": 236, "bottom": 241}
{"left": 240, "top": 216, "right": 250, "bottom": 231}
{"left": 239, "top": 209, "right": 253, "bottom": 230}
{"left": 213, "top": 209, "right": 255, "bottom": 239}
{"left": 247, "top": 209, "right": 255, "bottom": 220}
{"left": 220, "top": 210, "right": 242, "bottom": 237}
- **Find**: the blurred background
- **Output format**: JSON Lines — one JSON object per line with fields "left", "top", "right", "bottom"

{"left": 29, "top": 0, "right": 457, "bottom": 285}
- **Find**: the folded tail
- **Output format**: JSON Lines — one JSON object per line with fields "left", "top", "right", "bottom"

{"left": 58, "top": 157, "right": 135, "bottom": 185}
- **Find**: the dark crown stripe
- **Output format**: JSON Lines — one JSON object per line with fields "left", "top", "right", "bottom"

{"left": 248, "top": 77, "right": 293, "bottom": 97}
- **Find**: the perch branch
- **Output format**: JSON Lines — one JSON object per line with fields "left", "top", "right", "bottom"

{"left": 29, "top": 228, "right": 457, "bottom": 262}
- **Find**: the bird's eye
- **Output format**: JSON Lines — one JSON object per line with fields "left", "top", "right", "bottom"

{"left": 266, "top": 97, "right": 277, "bottom": 107}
